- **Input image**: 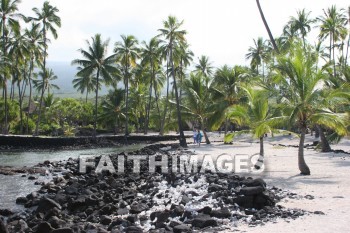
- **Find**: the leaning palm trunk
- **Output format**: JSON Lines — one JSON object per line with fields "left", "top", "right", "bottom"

{"left": 200, "top": 122, "right": 210, "bottom": 144}
{"left": 256, "top": 0, "right": 279, "bottom": 53}
{"left": 298, "top": 127, "right": 311, "bottom": 175}
{"left": 317, "top": 125, "right": 332, "bottom": 152}
{"left": 255, "top": 136, "right": 265, "bottom": 169}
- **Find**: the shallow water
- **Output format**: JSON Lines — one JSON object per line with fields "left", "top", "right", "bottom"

{"left": 0, "top": 144, "right": 145, "bottom": 167}
{"left": 0, "top": 144, "right": 145, "bottom": 211}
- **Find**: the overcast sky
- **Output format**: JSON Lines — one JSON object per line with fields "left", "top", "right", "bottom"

{"left": 18, "top": 0, "right": 350, "bottom": 67}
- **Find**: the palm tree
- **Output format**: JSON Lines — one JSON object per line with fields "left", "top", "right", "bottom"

{"left": 194, "top": 55, "right": 214, "bottom": 81}
{"left": 318, "top": 5, "right": 347, "bottom": 77}
{"left": 285, "top": 9, "right": 315, "bottom": 48}
{"left": 0, "top": 0, "right": 22, "bottom": 134}
{"left": 182, "top": 73, "right": 212, "bottom": 144}
{"left": 225, "top": 87, "right": 282, "bottom": 169}
{"left": 255, "top": 0, "right": 279, "bottom": 53}
{"left": 274, "top": 42, "right": 347, "bottom": 175}
{"left": 24, "top": 22, "right": 43, "bottom": 134}
{"left": 28, "top": 1, "right": 61, "bottom": 135}
{"left": 211, "top": 65, "right": 248, "bottom": 134}
{"left": 33, "top": 68, "right": 59, "bottom": 135}
{"left": 245, "top": 37, "right": 268, "bottom": 75}
{"left": 99, "top": 89, "right": 125, "bottom": 134}
{"left": 158, "top": 15, "right": 187, "bottom": 147}
{"left": 141, "top": 37, "right": 162, "bottom": 134}
{"left": 114, "top": 35, "right": 139, "bottom": 136}
{"left": 28, "top": 1, "right": 60, "bottom": 75}
{"left": 72, "top": 34, "right": 118, "bottom": 138}
{"left": 72, "top": 69, "right": 95, "bottom": 103}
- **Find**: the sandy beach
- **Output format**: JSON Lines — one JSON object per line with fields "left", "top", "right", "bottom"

{"left": 187, "top": 133, "right": 350, "bottom": 232}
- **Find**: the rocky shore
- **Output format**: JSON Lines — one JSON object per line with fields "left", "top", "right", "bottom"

{"left": 0, "top": 144, "right": 317, "bottom": 233}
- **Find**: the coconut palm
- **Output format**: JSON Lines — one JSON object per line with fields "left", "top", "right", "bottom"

{"left": 0, "top": 0, "right": 23, "bottom": 134}
{"left": 211, "top": 65, "right": 249, "bottom": 133}
{"left": 28, "top": 1, "right": 61, "bottom": 135}
{"left": 72, "top": 69, "right": 95, "bottom": 103}
{"left": 28, "top": 1, "right": 60, "bottom": 75}
{"left": 141, "top": 37, "right": 162, "bottom": 134}
{"left": 114, "top": 35, "right": 139, "bottom": 136}
{"left": 194, "top": 55, "right": 214, "bottom": 83}
{"left": 225, "top": 87, "right": 283, "bottom": 169}
{"left": 72, "top": 34, "right": 118, "bottom": 138}
{"left": 182, "top": 73, "right": 212, "bottom": 144}
{"left": 245, "top": 37, "right": 268, "bottom": 75}
{"left": 33, "top": 68, "right": 59, "bottom": 135}
{"left": 274, "top": 42, "right": 347, "bottom": 175}
{"left": 99, "top": 89, "right": 125, "bottom": 134}
{"left": 285, "top": 9, "right": 315, "bottom": 48}
{"left": 158, "top": 15, "right": 187, "bottom": 147}
{"left": 318, "top": 5, "right": 347, "bottom": 77}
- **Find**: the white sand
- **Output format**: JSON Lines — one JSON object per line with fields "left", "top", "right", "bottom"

{"left": 185, "top": 133, "right": 350, "bottom": 233}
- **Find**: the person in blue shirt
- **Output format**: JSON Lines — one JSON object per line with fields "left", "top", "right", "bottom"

{"left": 193, "top": 129, "right": 198, "bottom": 144}
{"left": 196, "top": 129, "right": 203, "bottom": 146}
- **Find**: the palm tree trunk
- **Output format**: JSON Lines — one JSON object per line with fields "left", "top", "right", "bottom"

{"left": 332, "top": 35, "right": 337, "bottom": 77}
{"left": 160, "top": 61, "right": 170, "bottom": 136}
{"left": 18, "top": 82, "right": 23, "bottom": 134}
{"left": 201, "top": 123, "right": 210, "bottom": 144}
{"left": 254, "top": 136, "right": 264, "bottom": 169}
{"left": 26, "top": 59, "right": 34, "bottom": 134}
{"left": 345, "top": 7, "right": 350, "bottom": 66}
{"left": 124, "top": 67, "right": 129, "bottom": 136}
{"left": 93, "top": 69, "right": 100, "bottom": 140}
{"left": 34, "top": 85, "right": 46, "bottom": 136}
{"left": 317, "top": 125, "right": 332, "bottom": 152}
{"left": 170, "top": 47, "right": 187, "bottom": 147}
{"left": 144, "top": 61, "right": 154, "bottom": 134}
{"left": 154, "top": 87, "right": 161, "bottom": 131}
{"left": 256, "top": 0, "right": 279, "bottom": 53}
{"left": 298, "top": 126, "right": 311, "bottom": 175}
{"left": 3, "top": 80, "right": 8, "bottom": 134}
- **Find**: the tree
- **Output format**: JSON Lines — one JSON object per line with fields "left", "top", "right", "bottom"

{"left": 318, "top": 5, "right": 347, "bottom": 77}
{"left": 28, "top": 1, "right": 61, "bottom": 135}
{"left": 211, "top": 65, "right": 249, "bottom": 134}
{"left": 99, "top": 89, "right": 125, "bottom": 134}
{"left": 0, "top": 0, "right": 22, "bottom": 134}
{"left": 225, "top": 87, "right": 282, "bottom": 169}
{"left": 182, "top": 73, "right": 212, "bottom": 144}
{"left": 24, "top": 22, "right": 43, "bottom": 134}
{"left": 274, "top": 42, "right": 347, "bottom": 175}
{"left": 141, "top": 37, "right": 162, "bottom": 134}
{"left": 72, "top": 34, "right": 118, "bottom": 139}
{"left": 33, "top": 68, "right": 59, "bottom": 135}
{"left": 114, "top": 35, "right": 139, "bottom": 136}
{"left": 285, "top": 9, "right": 315, "bottom": 48}
{"left": 158, "top": 15, "right": 187, "bottom": 147}
{"left": 255, "top": 0, "right": 279, "bottom": 53}
{"left": 195, "top": 55, "right": 214, "bottom": 79}
{"left": 72, "top": 69, "right": 95, "bottom": 103}
{"left": 245, "top": 37, "right": 268, "bottom": 75}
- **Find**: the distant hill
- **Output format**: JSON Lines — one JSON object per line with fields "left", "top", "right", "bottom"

{"left": 47, "top": 61, "right": 109, "bottom": 98}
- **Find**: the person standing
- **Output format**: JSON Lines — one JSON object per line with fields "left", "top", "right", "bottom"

{"left": 197, "top": 129, "right": 203, "bottom": 147}
{"left": 193, "top": 128, "right": 198, "bottom": 144}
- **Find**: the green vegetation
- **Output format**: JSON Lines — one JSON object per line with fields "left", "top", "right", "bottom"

{"left": 0, "top": 1, "right": 349, "bottom": 174}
